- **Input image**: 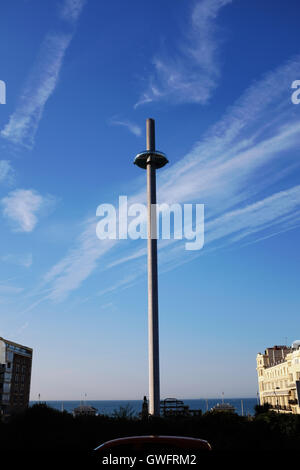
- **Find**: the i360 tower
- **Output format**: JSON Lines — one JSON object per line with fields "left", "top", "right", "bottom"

{"left": 134, "top": 118, "right": 168, "bottom": 416}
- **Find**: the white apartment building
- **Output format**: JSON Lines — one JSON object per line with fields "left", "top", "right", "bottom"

{"left": 256, "top": 341, "right": 300, "bottom": 414}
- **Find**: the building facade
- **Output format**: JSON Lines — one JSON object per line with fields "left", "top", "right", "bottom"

{"left": 0, "top": 336, "right": 33, "bottom": 417}
{"left": 256, "top": 342, "right": 300, "bottom": 414}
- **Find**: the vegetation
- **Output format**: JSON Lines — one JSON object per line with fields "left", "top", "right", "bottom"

{"left": 254, "top": 403, "right": 271, "bottom": 416}
{"left": 1, "top": 403, "right": 300, "bottom": 463}
{"left": 112, "top": 403, "right": 136, "bottom": 420}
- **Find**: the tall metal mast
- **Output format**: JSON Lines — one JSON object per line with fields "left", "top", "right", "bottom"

{"left": 134, "top": 118, "right": 168, "bottom": 416}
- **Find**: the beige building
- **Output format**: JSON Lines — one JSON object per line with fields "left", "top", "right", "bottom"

{"left": 256, "top": 341, "right": 300, "bottom": 414}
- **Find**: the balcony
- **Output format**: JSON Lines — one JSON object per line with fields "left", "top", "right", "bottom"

{"left": 288, "top": 399, "right": 298, "bottom": 405}
{"left": 270, "top": 404, "right": 293, "bottom": 412}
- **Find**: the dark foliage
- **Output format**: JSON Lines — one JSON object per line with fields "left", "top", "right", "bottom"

{"left": 254, "top": 403, "right": 271, "bottom": 416}
{"left": 1, "top": 403, "right": 300, "bottom": 465}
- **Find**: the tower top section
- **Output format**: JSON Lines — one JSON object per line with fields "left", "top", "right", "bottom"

{"left": 134, "top": 118, "right": 168, "bottom": 170}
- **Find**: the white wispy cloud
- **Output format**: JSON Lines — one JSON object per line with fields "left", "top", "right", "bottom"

{"left": 1, "top": 189, "right": 55, "bottom": 232}
{"left": 2, "top": 253, "right": 33, "bottom": 268}
{"left": 11, "top": 322, "right": 30, "bottom": 339}
{"left": 3, "top": 322, "right": 30, "bottom": 342}
{"left": 135, "top": 0, "right": 233, "bottom": 107}
{"left": 107, "top": 247, "right": 147, "bottom": 268}
{"left": 0, "top": 284, "right": 24, "bottom": 296}
{"left": 94, "top": 184, "right": 300, "bottom": 297}
{"left": 0, "top": 160, "right": 15, "bottom": 185}
{"left": 1, "top": 0, "right": 86, "bottom": 148}
{"left": 206, "top": 185, "right": 300, "bottom": 244}
{"left": 60, "top": 0, "right": 86, "bottom": 23}
{"left": 109, "top": 118, "right": 142, "bottom": 137}
{"left": 42, "top": 218, "right": 115, "bottom": 301}
{"left": 96, "top": 273, "right": 142, "bottom": 298}
{"left": 37, "top": 55, "right": 300, "bottom": 303}
{"left": 1, "top": 33, "right": 72, "bottom": 148}
{"left": 156, "top": 56, "right": 300, "bottom": 209}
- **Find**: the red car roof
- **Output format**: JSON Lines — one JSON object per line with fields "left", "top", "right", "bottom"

{"left": 94, "top": 435, "right": 211, "bottom": 451}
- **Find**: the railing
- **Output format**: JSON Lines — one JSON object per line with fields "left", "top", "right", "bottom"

{"left": 269, "top": 404, "right": 292, "bottom": 412}
{"left": 160, "top": 398, "right": 190, "bottom": 417}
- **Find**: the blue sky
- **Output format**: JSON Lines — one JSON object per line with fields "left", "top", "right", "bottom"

{"left": 0, "top": 0, "right": 300, "bottom": 401}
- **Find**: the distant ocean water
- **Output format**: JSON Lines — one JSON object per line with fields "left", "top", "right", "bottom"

{"left": 30, "top": 398, "right": 258, "bottom": 416}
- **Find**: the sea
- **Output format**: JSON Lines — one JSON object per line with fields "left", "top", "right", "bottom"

{"left": 29, "top": 398, "right": 258, "bottom": 417}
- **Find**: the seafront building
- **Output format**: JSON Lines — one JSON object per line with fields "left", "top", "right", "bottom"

{"left": 73, "top": 404, "right": 97, "bottom": 417}
{"left": 0, "top": 336, "right": 33, "bottom": 417}
{"left": 256, "top": 341, "right": 300, "bottom": 414}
